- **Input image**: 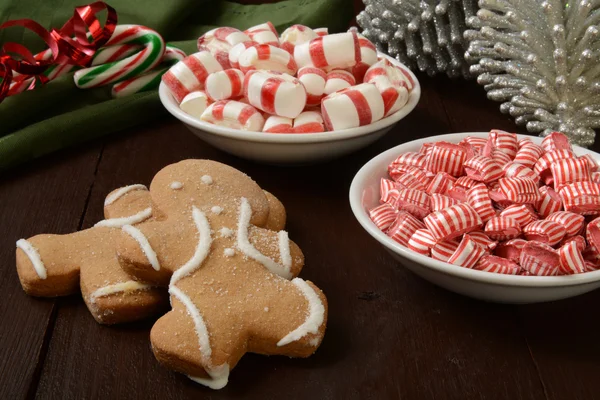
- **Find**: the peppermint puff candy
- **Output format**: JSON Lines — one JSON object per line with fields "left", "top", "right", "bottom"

{"left": 297, "top": 67, "right": 326, "bottom": 106}
{"left": 205, "top": 69, "right": 244, "bottom": 101}
{"left": 293, "top": 111, "right": 325, "bottom": 133}
{"left": 244, "top": 22, "right": 279, "bottom": 46}
{"left": 179, "top": 91, "right": 210, "bottom": 118}
{"left": 364, "top": 59, "right": 411, "bottom": 116}
{"left": 263, "top": 116, "right": 293, "bottom": 133}
{"left": 229, "top": 42, "right": 257, "bottom": 70}
{"left": 238, "top": 44, "right": 297, "bottom": 75}
{"left": 197, "top": 27, "right": 251, "bottom": 53}
{"left": 74, "top": 25, "right": 166, "bottom": 90}
{"left": 321, "top": 83, "right": 384, "bottom": 131}
{"left": 243, "top": 71, "right": 306, "bottom": 118}
{"left": 112, "top": 45, "right": 186, "bottom": 98}
{"left": 200, "top": 100, "right": 264, "bottom": 131}
{"left": 349, "top": 30, "right": 378, "bottom": 82}
{"left": 447, "top": 235, "right": 485, "bottom": 268}
{"left": 324, "top": 70, "right": 356, "bottom": 95}
{"left": 314, "top": 28, "right": 328, "bottom": 36}
{"left": 294, "top": 31, "right": 360, "bottom": 70}
{"left": 280, "top": 25, "right": 318, "bottom": 55}
{"left": 162, "top": 50, "right": 227, "bottom": 103}
{"left": 423, "top": 203, "right": 482, "bottom": 241}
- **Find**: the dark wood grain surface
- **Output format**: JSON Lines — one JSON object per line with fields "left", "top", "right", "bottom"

{"left": 2, "top": 74, "right": 599, "bottom": 400}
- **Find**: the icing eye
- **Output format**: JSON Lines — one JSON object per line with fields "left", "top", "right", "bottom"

{"left": 201, "top": 175, "right": 213, "bottom": 185}
{"left": 170, "top": 181, "right": 184, "bottom": 190}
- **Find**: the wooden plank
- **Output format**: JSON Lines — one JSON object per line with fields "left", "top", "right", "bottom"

{"left": 34, "top": 75, "right": 547, "bottom": 399}
{"left": 0, "top": 145, "right": 102, "bottom": 399}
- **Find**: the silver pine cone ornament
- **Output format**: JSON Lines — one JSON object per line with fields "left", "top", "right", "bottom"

{"left": 357, "top": 0, "right": 478, "bottom": 78}
{"left": 465, "top": 0, "right": 600, "bottom": 147}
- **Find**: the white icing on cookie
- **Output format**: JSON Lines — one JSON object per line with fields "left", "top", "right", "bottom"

{"left": 16, "top": 239, "right": 47, "bottom": 279}
{"left": 122, "top": 225, "right": 160, "bottom": 271}
{"left": 277, "top": 278, "right": 325, "bottom": 347}
{"left": 211, "top": 206, "right": 223, "bottom": 215}
{"left": 224, "top": 248, "right": 235, "bottom": 257}
{"left": 219, "top": 227, "right": 233, "bottom": 238}
{"left": 170, "top": 207, "right": 212, "bottom": 285}
{"left": 189, "top": 363, "right": 230, "bottom": 390}
{"left": 201, "top": 175, "right": 213, "bottom": 185}
{"left": 170, "top": 181, "right": 183, "bottom": 190}
{"left": 278, "top": 231, "right": 292, "bottom": 271}
{"left": 237, "top": 198, "right": 292, "bottom": 280}
{"left": 104, "top": 184, "right": 147, "bottom": 206}
{"left": 89, "top": 281, "right": 152, "bottom": 304}
{"left": 94, "top": 207, "right": 152, "bottom": 228}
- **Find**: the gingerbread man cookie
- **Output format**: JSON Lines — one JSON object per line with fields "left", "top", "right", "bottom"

{"left": 15, "top": 184, "right": 167, "bottom": 324}
{"left": 115, "top": 160, "right": 328, "bottom": 389}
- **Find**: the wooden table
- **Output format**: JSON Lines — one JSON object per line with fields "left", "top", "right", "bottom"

{"left": 1, "top": 75, "right": 599, "bottom": 400}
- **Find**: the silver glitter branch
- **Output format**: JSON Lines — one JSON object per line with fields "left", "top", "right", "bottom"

{"left": 465, "top": 0, "right": 600, "bottom": 146}
{"left": 357, "top": 0, "right": 478, "bottom": 78}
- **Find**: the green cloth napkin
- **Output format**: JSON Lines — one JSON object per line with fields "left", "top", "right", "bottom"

{"left": 0, "top": 0, "right": 353, "bottom": 170}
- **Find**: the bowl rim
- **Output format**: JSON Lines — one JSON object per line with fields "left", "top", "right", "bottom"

{"left": 349, "top": 131, "right": 600, "bottom": 288}
{"left": 158, "top": 52, "right": 421, "bottom": 144}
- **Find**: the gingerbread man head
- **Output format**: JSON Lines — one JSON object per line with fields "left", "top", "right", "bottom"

{"left": 116, "top": 160, "right": 328, "bottom": 389}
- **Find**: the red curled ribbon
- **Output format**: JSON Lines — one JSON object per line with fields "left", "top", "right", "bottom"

{"left": 0, "top": 1, "right": 117, "bottom": 104}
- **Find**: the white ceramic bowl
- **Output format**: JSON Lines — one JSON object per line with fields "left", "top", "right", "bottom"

{"left": 158, "top": 53, "right": 420, "bottom": 165}
{"left": 350, "top": 132, "right": 600, "bottom": 304}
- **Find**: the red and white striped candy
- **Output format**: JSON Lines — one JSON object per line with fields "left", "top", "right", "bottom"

{"left": 350, "top": 32, "right": 378, "bottom": 82}
{"left": 484, "top": 130, "right": 518, "bottom": 159}
{"left": 324, "top": 69, "right": 356, "bottom": 94}
{"left": 204, "top": 68, "right": 244, "bottom": 101}
{"left": 229, "top": 41, "right": 257, "bottom": 69}
{"left": 463, "top": 156, "right": 504, "bottom": 183}
{"left": 396, "top": 171, "right": 427, "bottom": 191}
{"left": 559, "top": 181, "right": 600, "bottom": 215}
{"left": 294, "top": 31, "right": 360, "bottom": 70}
{"left": 484, "top": 216, "right": 521, "bottom": 241}
{"left": 363, "top": 59, "right": 412, "bottom": 116}
{"left": 297, "top": 67, "right": 326, "bottom": 106}
{"left": 558, "top": 241, "right": 586, "bottom": 274}
{"left": 424, "top": 203, "right": 482, "bottom": 241}
{"left": 426, "top": 172, "right": 456, "bottom": 194}
{"left": 321, "top": 83, "right": 384, "bottom": 130}
{"left": 461, "top": 136, "right": 488, "bottom": 153}
{"left": 560, "top": 235, "right": 586, "bottom": 252}
{"left": 498, "top": 177, "right": 540, "bottom": 204}
{"left": 468, "top": 231, "right": 498, "bottom": 251}
{"left": 550, "top": 157, "right": 592, "bottom": 190}
{"left": 380, "top": 178, "right": 397, "bottom": 204}
{"left": 491, "top": 149, "right": 512, "bottom": 168}
{"left": 593, "top": 172, "right": 600, "bottom": 184}
{"left": 467, "top": 183, "right": 496, "bottom": 222}
{"left": 162, "top": 50, "right": 226, "bottom": 103}
{"left": 546, "top": 211, "right": 585, "bottom": 237}
{"left": 368, "top": 203, "right": 398, "bottom": 231}
{"left": 431, "top": 240, "right": 460, "bottom": 262}
{"left": 197, "top": 27, "right": 251, "bottom": 51}
{"left": 475, "top": 255, "right": 520, "bottom": 275}
{"left": 293, "top": 111, "right": 325, "bottom": 133}
{"left": 179, "top": 91, "right": 210, "bottom": 118}
{"left": 447, "top": 234, "right": 485, "bottom": 268}
{"left": 494, "top": 238, "right": 527, "bottom": 263}
{"left": 200, "top": 100, "right": 265, "bottom": 131}
{"left": 391, "top": 166, "right": 430, "bottom": 187}
{"left": 244, "top": 22, "right": 279, "bottom": 46}
{"left": 280, "top": 25, "right": 318, "bottom": 54}
{"left": 408, "top": 229, "right": 436, "bottom": 256}
{"left": 533, "top": 149, "right": 575, "bottom": 175}
{"left": 243, "top": 71, "right": 306, "bottom": 118}
{"left": 520, "top": 241, "right": 560, "bottom": 276}
{"left": 314, "top": 27, "right": 328, "bottom": 36}
{"left": 445, "top": 176, "right": 478, "bottom": 203}
{"left": 499, "top": 204, "right": 538, "bottom": 227}
{"left": 390, "top": 152, "right": 427, "bottom": 170}
{"left": 503, "top": 162, "right": 539, "bottom": 183}
{"left": 586, "top": 217, "right": 600, "bottom": 255}
{"left": 514, "top": 143, "right": 544, "bottom": 168}
{"left": 534, "top": 186, "right": 563, "bottom": 218}
{"left": 387, "top": 212, "right": 426, "bottom": 246}
{"left": 430, "top": 193, "right": 460, "bottom": 212}
{"left": 580, "top": 154, "right": 599, "bottom": 172}
{"left": 238, "top": 44, "right": 297, "bottom": 75}
{"left": 425, "top": 142, "right": 467, "bottom": 177}
{"left": 263, "top": 115, "right": 293, "bottom": 133}
{"left": 395, "top": 189, "right": 430, "bottom": 219}
{"left": 420, "top": 142, "right": 435, "bottom": 155}
{"left": 523, "top": 220, "right": 566, "bottom": 246}
{"left": 541, "top": 131, "right": 572, "bottom": 153}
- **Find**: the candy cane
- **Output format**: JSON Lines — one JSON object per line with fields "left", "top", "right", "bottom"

{"left": 74, "top": 25, "right": 165, "bottom": 89}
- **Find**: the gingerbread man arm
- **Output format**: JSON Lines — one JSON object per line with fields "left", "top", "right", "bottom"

{"left": 262, "top": 190, "right": 286, "bottom": 231}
